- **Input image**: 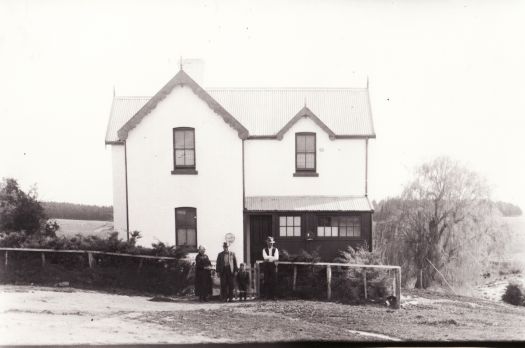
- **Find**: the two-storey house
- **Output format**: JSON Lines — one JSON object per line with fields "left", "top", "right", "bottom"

{"left": 105, "top": 68, "right": 376, "bottom": 262}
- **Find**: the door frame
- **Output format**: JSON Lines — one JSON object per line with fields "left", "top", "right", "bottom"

{"left": 244, "top": 212, "right": 274, "bottom": 265}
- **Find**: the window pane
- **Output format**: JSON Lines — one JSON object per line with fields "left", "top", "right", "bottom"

{"left": 287, "top": 216, "right": 293, "bottom": 226}
{"left": 339, "top": 227, "right": 347, "bottom": 237}
{"left": 184, "top": 130, "right": 194, "bottom": 148}
{"left": 187, "top": 229, "right": 196, "bottom": 246}
{"left": 280, "top": 227, "right": 286, "bottom": 236}
{"left": 177, "top": 229, "right": 187, "bottom": 245}
{"left": 279, "top": 216, "right": 286, "bottom": 226}
{"left": 297, "top": 154, "right": 306, "bottom": 169}
{"left": 286, "top": 227, "right": 293, "bottom": 236}
{"left": 175, "top": 150, "right": 185, "bottom": 165}
{"left": 305, "top": 154, "right": 315, "bottom": 169}
{"left": 184, "top": 150, "right": 195, "bottom": 166}
{"left": 294, "top": 227, "right": 301, "bottom": 237}
{"left": 296, "top": 135, "right": 306, "bottom": 152}
{"left": 294, "top": 216, "right": 301, "bottom": 226}
{"left": 317, "top": 227, "right": 325, "bottom": 237}
{"left": 319, "top": 216, "right": 330, "bottom": 227}
{"left": 305, "top": 135, "right": 315, "bottom": 152}
{"left": 174, "top": 130, "right": 185, "bottom": 149}
{"left": 331, "top": 217, "right": 339, "bottom": 227}
{"left": 331, "top": 226, "right": 338, "bottom": 237}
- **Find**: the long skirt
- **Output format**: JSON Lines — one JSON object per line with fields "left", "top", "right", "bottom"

{"left": 195, "top": 269, "right": 212, "bottom": 298}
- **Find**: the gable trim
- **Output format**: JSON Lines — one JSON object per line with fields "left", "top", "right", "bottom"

{"left": 117, "top": 70, "right": 249, "bottom": 141}
{"left": 275, "top": 106, "right": 337, "bottom": 140}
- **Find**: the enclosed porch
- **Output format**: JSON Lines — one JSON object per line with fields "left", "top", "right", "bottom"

{"left": 243, "top": 196, "right": 374, "bottom": 264}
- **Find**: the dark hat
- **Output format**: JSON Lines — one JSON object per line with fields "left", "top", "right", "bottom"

{"left": 266, "top": 236, "right": 275, "bottom": 244}
{"left": 222, "top": 242, "right": 229, "bottom": 248}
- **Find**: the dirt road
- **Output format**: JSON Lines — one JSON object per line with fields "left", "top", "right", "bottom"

{"left": 1, "top": 285, "right": 524, "bottom": 344}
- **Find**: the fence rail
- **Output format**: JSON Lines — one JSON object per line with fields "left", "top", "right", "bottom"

{"left": 0, "top": 247, "right": 180, "bottom": 271}
{"left": 255, "top": 260, "right": 401, "bottom": 309}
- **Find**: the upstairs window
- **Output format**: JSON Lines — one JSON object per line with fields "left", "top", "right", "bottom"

{"left": 173, "top": 128, "right": 195, "bottom": 169}
{"left": 175, "top": 207, "right": 197, "bottom": 247}
{"left": 295, "top": 133, "right": 316, "bottom": 172}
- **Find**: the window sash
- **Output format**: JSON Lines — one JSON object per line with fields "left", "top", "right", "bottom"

{"left": 279, "top": 215, "right": 301, "bottom": 237}
{"left": 175, "top": 208, "right": 197, "bottom": 246}
{"left": 316, "top": 216, "right": 361, "bottom": 238}
{"left": 174, "top": 128, "right": 195, "bottom": 169}
{"left": 296, "top": 134, "right": 316, "bottom": 171}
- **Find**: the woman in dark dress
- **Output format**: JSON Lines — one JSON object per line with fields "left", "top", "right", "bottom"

{"left": 195, "top": 245, "right": 213, "bottom": 302}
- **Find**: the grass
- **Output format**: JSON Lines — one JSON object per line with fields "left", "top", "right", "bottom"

{"left": 54, "top": 219, "right": 114, "bottom": 238}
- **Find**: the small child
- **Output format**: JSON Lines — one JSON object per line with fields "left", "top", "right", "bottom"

{"left": 236, "top": 263, "right": 250, "bottom": 301}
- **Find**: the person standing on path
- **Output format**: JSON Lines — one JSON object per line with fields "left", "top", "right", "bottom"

{"left": 194, "top": 245, "right": 213, "bottom": 302}
{"left": 262, "top": 236, "right": 279, "bottom": 300}
{"left": 236, "top": 263, "right": 250, "bottom": 301}
{"left": 216, "top": 242, "right": 238, "bottom": 302}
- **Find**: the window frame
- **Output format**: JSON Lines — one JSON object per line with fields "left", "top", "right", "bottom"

{"left": 277, "top": 214, "right": 302, "bottom": 239}
{"left": 315, "top": 214, "right": 362, "bottom": 239}
{"left": 172, "top": 127, "right": 197, "bottom": 174}
{"left": 175, "top": 207, "right": 197, "bottom": 249}
{"left": 294, "top": 132, "right": 318, "bottom": 176}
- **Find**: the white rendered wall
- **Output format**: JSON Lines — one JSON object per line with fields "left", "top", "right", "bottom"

{"left": 245, "top": 117, "right": 367, "bottom": 196}
{"left": 125, "top": 86, "right": 244, "bottom": 260}
{"left": 111, "top": 145, "right": 127, "bottom": 237}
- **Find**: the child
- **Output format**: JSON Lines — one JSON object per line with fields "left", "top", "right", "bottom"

{"left": 236, "top": 263, "right": 250, "bottom": 301}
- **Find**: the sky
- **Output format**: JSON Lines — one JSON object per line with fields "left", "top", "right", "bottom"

{"left": 1, "top": 0, "right": 524, "bottom": 209}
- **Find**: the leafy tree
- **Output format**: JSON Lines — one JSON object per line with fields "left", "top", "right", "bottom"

{"left": 374, "top": 157, "right": 508, "bottom": 288}
{"left": 0, "top": 178, "right": 48, "bottom": 234}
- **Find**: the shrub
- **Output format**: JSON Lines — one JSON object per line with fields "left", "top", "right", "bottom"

{"left": 331, "top": 246, "right": 392, "bottom": 303}
{"left": 0, "top": 178, "right": 47, "bottom": 235}
{"left": 502, "top": 282, "right": 525, "bottom": 306}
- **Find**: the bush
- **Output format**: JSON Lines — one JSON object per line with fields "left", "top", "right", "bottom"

{"left": 0, "top": 230, "right": 193, "bottom": 295}
{"left": 0, "top": 178, "right": 47, "bottom": 235}
{"left": 502, "top": 282, "right": 525, "bottom": 306}
{"left": 331, "top": 246, "right": 391, "bottom": 304}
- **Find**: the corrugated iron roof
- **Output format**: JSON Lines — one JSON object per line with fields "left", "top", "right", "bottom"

{"left": 105, "top": 87, "right": 375, "bottom": 143}
{"left": 105, "top": 96, "right": 149, "bottom": 144}
{"left": 245, "top": 196, "right": 374, "bottom": 212}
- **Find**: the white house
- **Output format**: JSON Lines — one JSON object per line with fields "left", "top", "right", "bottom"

{"left": 105, "top": 67, "right": 376, "bottom": 262}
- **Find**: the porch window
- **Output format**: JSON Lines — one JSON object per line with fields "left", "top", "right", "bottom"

{"left": 317, "top": 216, "right": 361, "bottom": 237}
{"left": 295, "top": 133, "right": 316, "bottom": 172}
{"left": 172, "top": 128, "right": 197, "bottom": 174}
{"left": 279, "top": 216, "right": 301, "bottom": 237}
{"left": 175, "top": 207, "right": 197, "bottom": 247}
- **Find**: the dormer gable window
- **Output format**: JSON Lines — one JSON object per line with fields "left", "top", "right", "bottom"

{"left": 294, "top": 132, "right": 318, "bottom": 177}
{"left": 172, "top": 127, "right": 197, "bottom": 175}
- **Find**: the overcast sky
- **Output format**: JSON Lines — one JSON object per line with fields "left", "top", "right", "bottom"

{"left": 1, "top": 0, "right": 524, "bottom": 210}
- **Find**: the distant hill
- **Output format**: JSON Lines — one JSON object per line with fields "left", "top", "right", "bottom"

{"left": 495, "top": 201, "right": 523, "bottom": 217}
{"left": 42, "top": 201, "right": 113, "bottom": 221}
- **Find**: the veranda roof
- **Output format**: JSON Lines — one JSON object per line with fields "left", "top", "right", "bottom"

{"left": 245, "top": 196, "right": 374, "bottom": 212}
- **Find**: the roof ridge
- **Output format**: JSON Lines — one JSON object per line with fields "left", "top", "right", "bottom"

{"left": 206, "top": 87, "right": 367, "bottom": 91}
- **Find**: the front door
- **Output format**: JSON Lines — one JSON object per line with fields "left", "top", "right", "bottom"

{"left": 250, "top": 215, "right": 273, "bottom": 265}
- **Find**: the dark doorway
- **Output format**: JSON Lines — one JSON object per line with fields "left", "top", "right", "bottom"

{"left": 250, "top": 215, "right": 273, "bottom": 265}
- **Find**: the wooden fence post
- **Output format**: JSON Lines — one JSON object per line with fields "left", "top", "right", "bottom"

{"left": 326, "top": 265, "right": 332, "bottom": 300}
{"left": 4, "top": 251, "right": 7, "bottom": 270}
{"left": 255, "top": 262, "right": 260, "bottom": 298}
{"left": 362, "top": 270, "right": 367, "bottom": 300}
{"left": 292, "top": 265, "right": 297, "bottom": 291}
{"left": 88, "top": 252, "right": 95, "bottom": 269}
{"left": 137, "top": 258, "right": 143, "bottom": 273}
{"left": 395, "top": 267, "right": 401, "bottom": 309}
{"left": 41, "top": 252, "right": 46, "bottom": 267}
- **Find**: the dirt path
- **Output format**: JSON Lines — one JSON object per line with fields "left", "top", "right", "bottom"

{"left": 1, "top": 285, "right": 524, "bottom": 344}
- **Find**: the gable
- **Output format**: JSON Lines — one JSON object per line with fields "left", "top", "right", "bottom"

{"left": 116, "top": 70, "right": 249, "bottom": 142}
{"left": 105, "top": 71, "right": 376, "bottom": 144}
